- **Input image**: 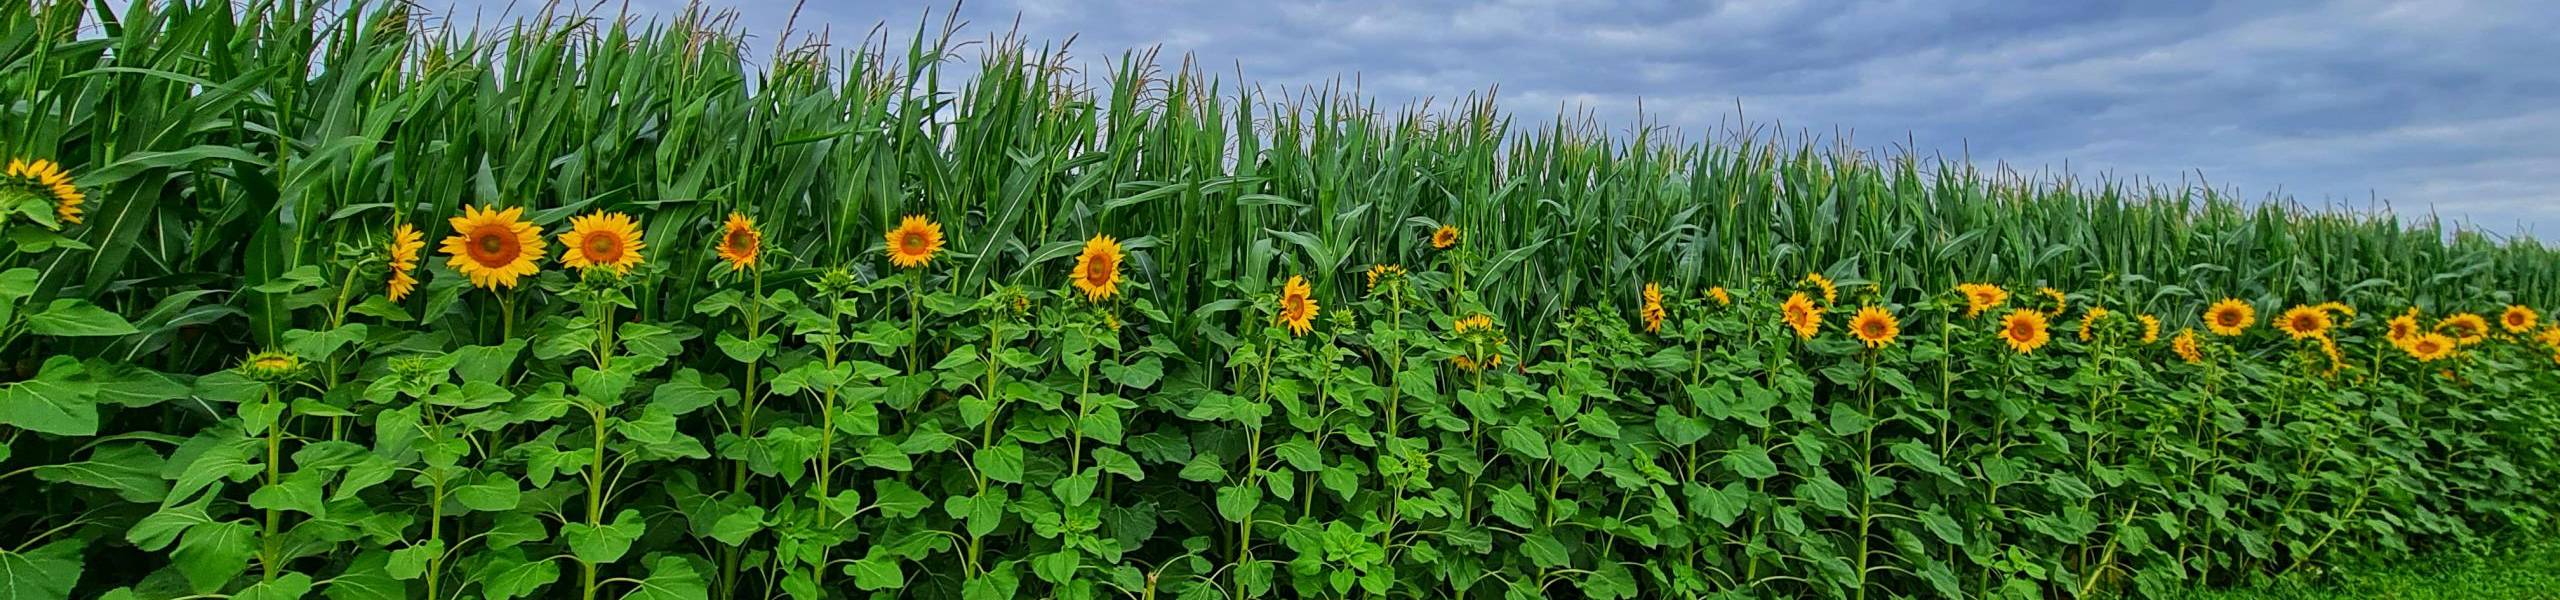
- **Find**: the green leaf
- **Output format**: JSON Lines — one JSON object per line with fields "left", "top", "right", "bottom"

{"left": 31, "top": 442, "right": 167, "bottom": 502}
{"left": 847, "top": 549, "right": 904, "bottom": 591}
{"left": 479, "top": 548, "right": 561, "bottom": 600}
{"left": 0, "top": 375, "right": 96, "bottom": 436}
{"left": 28, "top": 299, "right": 140, "bottom": 336}
{"left": 871, "top": 480, "right": 931, "bottom": 519}
{"left": 1520, "top": 533, "right": 1572, "bottom": 568}
{"left": 455, "top": 474, "right": 523, "bottom": 512}
{"left": 621, "top": 556, "right": 707, "bottom": 600}
{"left": 1032, "top": 551, "right": 1081, "bottom": 585}
{"left": 1217, "top": 485, "right": 1261, "bottom": 523}
{"left": 1725, "top": 443, "right": 1778, "bottom": 479}
{"left": 709, "top": 506, "right": 766, "bottom": 546}
{"left": 650, "top": 369, "right": 734, "bottom": 415}
{"left": 1490, "top": 484, "right": 1538, "bottom": 528}
{"left": 174, "top": 520, "right": 257, "bottom": 592}
{"left": 562, "top": 509, "right": 646, "bottom": 564}
{"left": 0, "top": 540, "right": 84, "bottom": 600}
{"left": 976, "top": 444, "right": 1026, "bottom": 484}
{"left": 233, "top": 572, "right": 315, "bottom": 600}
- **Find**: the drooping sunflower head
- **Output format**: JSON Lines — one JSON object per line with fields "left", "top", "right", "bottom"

{"left": 2437, "top": 313, "right": 2489, "bottom": 346}
{"left": 1277, "top": 275, "right": 1319, "bottom": 336}
{"left": 717, "top": 212, "right": 763, "bottom": 270}
{"left": 440, "top": 205, "right": 546, "bottom": 290}
{"left": 1430, "top": 224, "right": 1461, "bottom": 250}
{"left": 2317, "top": 335, "right": 2347, "bottom": 376}
{"left": 886, "top": 215, "right": 945, "bottom": 269}
{"left": 4, "top": 158, "right": 84, "bottom": 226}
{"left": 2040, "top": 287, "right": 2069, "bottom": 316}
{"left": 1708, "top": 286, "right": 1732, "bottom": 307}
{"left": 2172, "top": 328, "right": 2203, "bottom": 364}
{"left": 1453, "top": 313, "right": 1498, "bottom": 335}
{"left": 2501, "top": 305, "right": 2538, "bottom": 334}
{"left": 1956, "top": 283, "right": 2009, "bottom": 318}
{"left": 2138, "top": 314, "right": 2161, "bottom": 344}
{"left": 2387, "top": 311, "right": 2422, "bottom": 347}
{"left": 2275, "top": 305, "right": 2332, "bottom": 340}
{"left": 2000, "top": 309, "right": 2051, "bottom": 354}
{"left": 386, "top": 223, "right": 425, "bottom": 302}
{"left": 2405, "top": 332, "right": 2455, "bottom": 362}
{"left": 1801, "top": 273, "right": 1838, "bottom": 306}
{"left": 2078, "top": 306, "right": 2113, "bottom": 342}
{"left": 1850, "top": 304, "right": 1899, "bottom": 349}
{"left": 558, "top": 211, "right": 647, "bottom": 275}
{"left": 1781, "top": 291, "right": 1823, "bottom": 339}
{"left": 2204, "top": 298, "right": 2255, "bottom": 337}
{"left": 1640, "top": 282, "right": 1667, "bottom": 333}
{"left": 2538, "top": 325, "right": 2560, "bottom": 350}
{"left": 239, "top": 350, "right": 306, "bottom": 383}
{"left": 1071, "top": 234, "right": 1125, "bottom": 302}
{"left": 1366, "top": 264, "right": 1407, "bottom": 290}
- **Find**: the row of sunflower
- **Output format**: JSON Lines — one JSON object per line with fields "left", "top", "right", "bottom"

{"left": 4, "top": 165, "right": 2559, "bottom": 600}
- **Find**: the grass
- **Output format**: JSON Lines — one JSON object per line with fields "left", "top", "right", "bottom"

{"left": 2186, "top": 535, "right": 2560, "bottom": 599}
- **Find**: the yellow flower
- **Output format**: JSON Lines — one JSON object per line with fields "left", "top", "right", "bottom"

{"left": 1849, "top": 304, "right": 1898, "bottom": 349}
{"left": 1454, "top": 313, "right": 1496, "bottom": 334}
{"left": 1366, "top": 264, "right": 1406, "bottom": 289}
{"left": 2078, "top": 306, "right": 2112, "bottom": 342}
{"left": 1640, "top": 282, "right": 1667, "bottom": 333}
{"left": 2275, "top": 305, "right": 2332, "bottom": 340}
{"left": 440, "top": 205, "right": 546, "bottom": 290}
{"left": 2501, "top": 305, "right": 2538, "bottom": 334}
{"left": 2387, "top": 310, "right": 2421, "bottom": 348}
{"left": 2404, "top": 332, "right": 2455, "bottom": 362}
{"left": 5, "top": 158, "right": 84, "bottom": 225}
{"left": 2040, "top": 287, "right": 2069, "bottom": 316}
{"left": 717, "top": 212, "right": 763, "bottom": 270}
{"left": 557, "top": 211, "right": 647, "bottom": 274}
{"left": 2001, "top": 309, "right": 2051, "bottom": 354}
{"left": 1277, "top": 275, "right": 1319, "bottom": 336}
{"left": 2317, "top": 336, "right": 2346, "bottom": 376}
{"left": 1802, "top": 273, "right": 1838, "bottom": 306}
{"left": 1956, "top": 283, "right": 2008, "bottom": 318}
{"left": 1781, "top": 292, "right": 1823, "bottom": 339}
{"left": 2172, "top": 328, "right": 2203, "bottom": 364}
{"left": 2437, "top": 313, "right": 2489, "bottom": 346}
{"left": 1708, "top": 286, "right": 1731, "bottom": 307}
{"left": 2204, "top": 299, "right": 2254, "bottom": 337}
{"left": 2138, "top": 314, "right": 2161, "bottom": 344}
{"left": 1071, "top": 234, "right": 1124, "bottom": 302}
{"left": 2538, "top": 325, "right": 2560, "bottom": 350}
{"left": 386, "top": 223, "right": 424, "bottom": 302}
{"left": 1431, "top": 224, "right": 1460, "bottom": 250}
{"left": 885, "top": 215, "right": 944, "bottom": 269}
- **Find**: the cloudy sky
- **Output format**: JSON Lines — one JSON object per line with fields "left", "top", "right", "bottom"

{"left": 443, "top": 0, "right": 2559, "bottom": 239}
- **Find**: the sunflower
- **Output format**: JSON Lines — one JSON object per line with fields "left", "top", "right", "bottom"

{"left": 2539, "top": 325, "right": 2560, "bottom": 350}
{"left": 1640, "top": 282, "right": 1667, "bottom": 333}
{"left": 2437, "top": 313, "right": 2489, "bottom": 346}
{"left": 1366, "top": 264, "right": 1406, "bottom": 289}
{"left": 2404, "top": 332, "right": 2455, "bottom": 362}
{"left": 2172, "top": 328, "right": 2203, "bottom": 364}
{"left": 2387, "top": 310, "right": 2422, "bottom": 348}
{"left": 239, "top": 350, "right": 306, "bottom": 383}
{"left": 716, "top": 212, "right": 762, "bottom": 270}
{"left": 1431, "top": 224, "right": 1461, "bottom": 250}
{"left": 2000, "top": 309, "right": 2051, "bottom": 354}
{"left": 1277, "top": 275, "right": 1319, "bottom": 336}
{"left": 558, "top": 211, "right": 647, "bottom": 274}
{"left": 2040, "top": 287, "right": 2069, "bottom": 316}
{"left": 2501, "top": 305, "right": 2538, "bottom": 334}
{"left": 2138, "top": 314, "right": 2161, "bottom": 344}
{"left": 1781, "top": 292, "right": 1823, "bottom": 339}
{"left": 2275, "top": 305, "right": 2332, "bottom": 340}
{"left": 1071, "top": 234, "right": 1124, "bottom": 302}
{"left": 386, "top": 223, "right": 424, "bottom": 302}
{"left": 2204, "top": 299, "right": 2255, "bottom": 337}
{"left": 1708, "top": 286, "right": 1732, "bottom": 307}
{"left": 4, "top": 158, "right": 84, "bottom": 225}
{"left": 885, "top": 215, "right": 944, "bottom": 269}
{"left": 1849, "top": 305, "right": 1899, "bottom": 348}
{"left": 440, "top": 205, "right": 546, "bottom": 290}
{"left": 2078, "top": 306, "right": 2112, "bottom": 342}
{"left": 1955, "top": 283, "right": 2008, "bottom": 318}
{"left": 1802, "top": 273, "right": 1838, "bottom": 306}
{"left": 1454, "top": 313, "right": 1497, "bottom": 334}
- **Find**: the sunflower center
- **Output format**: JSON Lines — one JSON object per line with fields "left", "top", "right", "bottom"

{"left": 2008, "top": 322, "right": 2035, "bottom": 340}
{"left": 1085, "top": 254, "right": 1116, "bottom": 286}
{"left": 903, "top": 232, "right": 929, "bottom": 253}
{"left": 1862, "top": 321, "right": 1886, "bottom": 337}
{"left": 583, "top": 233, "right": 623, "bottom": 263}
{"left": 2216, "top": 311, "right": 2240, "bottom": 327}
{"left": 724, "top": 230, "right": 755, "bottom": 253}
{"left": 467, "top": 227, "right": 519, "bottom": 267}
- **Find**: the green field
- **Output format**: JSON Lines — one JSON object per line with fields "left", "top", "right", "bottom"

{"left": 4, "top": 1, "right": 2559, "bottom": 599}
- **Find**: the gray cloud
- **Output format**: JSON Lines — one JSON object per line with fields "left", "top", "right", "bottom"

{"left": 440, "top": 0, "right": 2560, "bottom": 238}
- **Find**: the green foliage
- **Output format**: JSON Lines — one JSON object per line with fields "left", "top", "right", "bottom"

{"left": 3, "top": 1, "right": 2559, "bottom": 599}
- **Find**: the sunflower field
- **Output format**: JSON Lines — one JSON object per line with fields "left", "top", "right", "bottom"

{"left": 6, "top": 2, "right": 2560, "bottom": 599}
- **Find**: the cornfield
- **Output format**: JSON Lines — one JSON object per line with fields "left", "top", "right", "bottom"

{"left": 4, "top": 1, "right": 2558, "bottom": 599}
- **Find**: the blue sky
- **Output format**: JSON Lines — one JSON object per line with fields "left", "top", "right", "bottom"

{"left": 441, "top": 0, "right": 2560, "bottom": 239}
